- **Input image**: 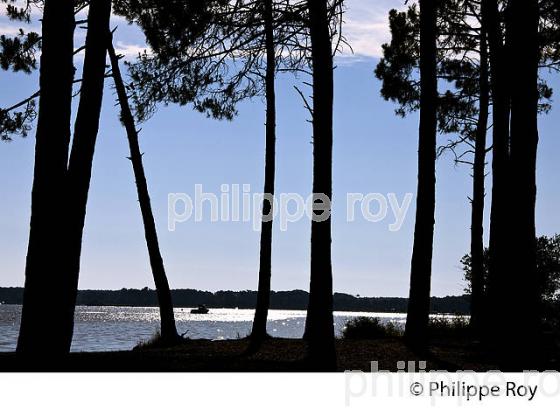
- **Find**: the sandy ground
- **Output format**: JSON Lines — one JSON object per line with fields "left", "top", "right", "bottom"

{"left": 4, "top": 336, "right": 556, "bottom": 372}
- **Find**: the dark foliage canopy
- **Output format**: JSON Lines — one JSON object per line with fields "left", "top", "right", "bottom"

{"left": 374, "top": 0, "right": 557, "bottom": 157}
{"left": 113, "top": 0, "right": 345, "bottom": 122}
{"left": 462, "top": 234, "right": 560, "bottom": 304}
{"left": 0, "top": 0, "right": 40, "bottom": 140}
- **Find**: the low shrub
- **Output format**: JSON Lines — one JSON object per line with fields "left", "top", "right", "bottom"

{"left": 342, "top": 317, "right": 401, "bottom": 340}
{"left": 134, "top": 330, "right": 187, "bottom": 350}
{"left": 135, "top": 330, "right": 164, "bottom": 350}
{"left": 428, "top": 315, "right": 470, "bottom": 338}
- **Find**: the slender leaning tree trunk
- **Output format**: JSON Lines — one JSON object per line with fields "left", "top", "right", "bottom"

{"left": 483, "top": 0, "right": 512, "bottom": 342}
{"left": 249, "top": 0, "right": 277, "bottom": 352}
{"left": 108, "top": 40, "right": 179, "bottom": 343}
{"left": 404, "top": 0, "right": 438, "bottom": 349}
{"left": 17, "top": 0, "right": 75, "bottom": 355}
{"left": 62, "top": 0, "right": 112, "bottom": 353}
{"left": 304, "top": 0, "right": 336, "bottom": 370}
{"left": 469, "top": 27, "right": 489, "bottom": 333}
{"left": 508, "top": 0, "right": 540, "bottom": 359}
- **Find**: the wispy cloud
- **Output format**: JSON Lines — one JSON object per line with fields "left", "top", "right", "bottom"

{"left": 1, "top": 0, "right": 405, "bottom": 63}
{"left": 114, "top": 41, "right": 148, "bottom": 59}
{"left": 341, "top": 0, "right": 407, "bottom": 59}
{"left": 0, "top": 24, "right": 23, "bottom": 36}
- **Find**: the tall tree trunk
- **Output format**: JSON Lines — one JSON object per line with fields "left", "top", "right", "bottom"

{"left": 483, "top": 0, "right": 512, "bottom": 342}
{"left": 507, "top": 0, "right": 540, "bottom": 359}
{"left": 108, "top": 40, "right": 179, "bottom": 343}
{"left": 249, "top": 0, "right": 277, "bottom": 352}
{"left": 17, "top": 0, "right": 75, "bottom": 355}
{"left": 304, "top": 0, "right": 336, "bottom": 370}
{"left": 61, "top": 0, "right": 112, "bottom": 353}
{"left": 404, "top": 0, "right": 438, "bottom": 349}
{"left": 469, "top": 27, "right": 489, "bottom": 333}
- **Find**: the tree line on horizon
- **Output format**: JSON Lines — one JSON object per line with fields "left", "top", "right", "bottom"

{"left": 1, "top": 0, "right": 559, "bottom": 370}
{"left": 0, "top": 287, "right": 473, "bottom": 314}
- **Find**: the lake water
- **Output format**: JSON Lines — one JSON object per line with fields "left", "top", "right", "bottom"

{"left": 0, "top": 304, "right": 413, "bottom": 352}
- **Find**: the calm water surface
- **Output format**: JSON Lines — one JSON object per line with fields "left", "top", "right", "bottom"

{"left": 0, "top": 304, "right": 415, "bottom": 352}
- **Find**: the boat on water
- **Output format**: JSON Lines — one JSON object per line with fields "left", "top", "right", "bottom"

{"left": 190, "top": 304, "right": 209, "bottom": 314}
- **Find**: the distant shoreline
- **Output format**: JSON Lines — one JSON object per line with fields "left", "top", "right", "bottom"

{"left": 0, "top": 287, "right": 470, "bottom": 314}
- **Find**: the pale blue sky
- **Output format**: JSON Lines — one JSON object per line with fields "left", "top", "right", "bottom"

{"left": 0, "top": 1, "right": 559, "bottom": 297}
